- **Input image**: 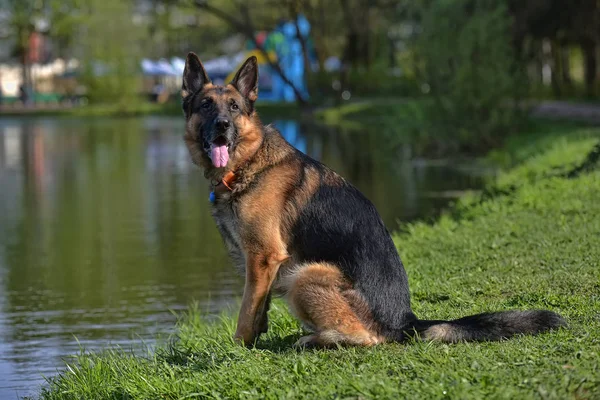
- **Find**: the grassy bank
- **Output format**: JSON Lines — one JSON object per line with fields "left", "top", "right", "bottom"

{"left": 39, "top": 126, "right": 600, "bottom": 399}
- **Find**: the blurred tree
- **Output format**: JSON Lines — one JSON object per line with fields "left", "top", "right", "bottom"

{"left": 79, "top": 0, "right": 144, "bottom": 104}
{"left": 2, "top": 0, "right": 596, "bottom": 105}
{"left": 509, "top": 0, "right": 599, "bottom": 97}
{"left": 47, "top": 0, "right": 87, "bottom": 59}
{"left": 0, "top": 0, "right": 89, "bottom": 95}
{"left": 143, "top": 0, "right": 232, "bottom": 60}
{"left": 408, "top": 0, "right": 523, "bottom": 150}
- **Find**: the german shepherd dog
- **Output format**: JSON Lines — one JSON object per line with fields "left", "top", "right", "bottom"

{"left": 182, "top": 53, "right": 565, "bottom": 347}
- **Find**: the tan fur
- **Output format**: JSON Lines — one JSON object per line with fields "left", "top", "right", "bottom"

{"left": 423, "top": 323, "right": 454, "bottom": 342}
{"left": 235, "top": 252, "right": 283, "bottom": 343}
{"left": 284, "top": 263, "right": 384, "bottom": 347}
{"left": 231, "top": 160, "right": 300, "bottom": 342}
{"left": 229, "top": 115, "right": 263, "bottom": 170}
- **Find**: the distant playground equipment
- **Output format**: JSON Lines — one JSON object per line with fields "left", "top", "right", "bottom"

{"left": 141, "top": 15, "right": 315, "bottom": 102}
{"left": 0, "top": 16, "right": 322, "bottom": 107}
{"left": 237, "top": 14, "right": 313, "bottom": 102}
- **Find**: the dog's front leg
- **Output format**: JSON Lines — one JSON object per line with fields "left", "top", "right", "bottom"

{"left": 234, "top": 252, "right": 285, "bottom": 345}
{"left": 257, "top": 292, "right": 272, "bottom": 335}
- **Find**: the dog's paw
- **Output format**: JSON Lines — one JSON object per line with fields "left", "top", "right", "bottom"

{"left": 233, "top": 330, "right": 256, "bottom": 347}
{"left": 232, "top": 334, "right": 245, "bottom": 346}
{"left": 293, "top": 334, "right": 320, "bottom": 349}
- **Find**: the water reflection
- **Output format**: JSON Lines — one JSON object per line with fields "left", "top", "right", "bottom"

{"left": 0, "top": 116, "right": 489, "bottom": 398}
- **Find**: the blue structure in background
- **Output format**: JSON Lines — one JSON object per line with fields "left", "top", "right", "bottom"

{"left": 247, "top": 14, "right": 313, "bottom": 102}
{"left": 273, "top": 120, "right": 307, "bottom": 154}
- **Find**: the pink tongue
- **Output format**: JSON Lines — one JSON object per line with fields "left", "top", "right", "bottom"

{"left": 210, "top": 145, "right": 229, "bottom": 168}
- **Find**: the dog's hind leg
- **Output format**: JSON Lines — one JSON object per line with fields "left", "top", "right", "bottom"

{"left": 284, "top": 262, "right": 383, "bottom": 348}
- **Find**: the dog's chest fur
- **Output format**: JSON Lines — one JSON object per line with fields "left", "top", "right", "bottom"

{"left": 209, "top": 186, "right": 300, "bottom": 291}
{"left": 211, "top": 195, "right": 246, "bottom": 274}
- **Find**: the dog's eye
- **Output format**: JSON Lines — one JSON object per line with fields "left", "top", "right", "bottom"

{"left": 201, "top": 101, "right": 212, "bottom": 109}
{"left": 230, "top": 102, "right": 239, "bottom": 111}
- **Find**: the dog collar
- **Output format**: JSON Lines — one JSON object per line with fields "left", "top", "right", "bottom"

{"left": 209, "top": 171, "right": 236, "bottom": 202}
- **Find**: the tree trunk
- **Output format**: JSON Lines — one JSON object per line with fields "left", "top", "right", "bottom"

{"left": 550, "top": 40, "right": 562, "bottom": 97}
{"left": 290, "top": 2, "right": 312, "bottom": 98}
{"left": 314, "top": 0, "right": 326, "bottom": 70}
{"left": 17, "top": 23, "right": 32, "bottom": 105}
{"left": 560, "top": 46, "right": 572, "bottom": 87}
{"left": 339, "top": 0, "right": 359, "bottom": 69}
{"left": 388, "top": 34, "right": 395, "bottom": 69}
{"left": 20, "top": 47, "right": 33, "bottom": 106}
{"left": 361, "top": 1, "right": 371, "bottom": 70}
{"left": 581, "top": 39, "right": 597, "bottom": 97}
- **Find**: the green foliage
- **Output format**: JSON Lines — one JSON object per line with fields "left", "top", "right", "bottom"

{"left": 79, "top": 0, "right": 143, "bottom": 105}
{"left": 409, "top": 0, "right": 525, "bottom": 150}
{"left": 46, "top": 0, "right": 87, "bottom": 59}
{"left": 39, "top": 130, "right": 600, "bottom": 399}
{"left": 0, "top": 0, "right": 41, "bottom": 59}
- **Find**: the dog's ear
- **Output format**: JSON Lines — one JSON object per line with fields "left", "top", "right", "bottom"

{"left": 182, "top": 52, "right": 210, "bottom": 98}
{"left": 231, "top": 56, "right": 259, "bottom": 103}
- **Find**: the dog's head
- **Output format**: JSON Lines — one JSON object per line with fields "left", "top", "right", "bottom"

{"left": 182, "top": 53, "right": 262, "bottom": 174}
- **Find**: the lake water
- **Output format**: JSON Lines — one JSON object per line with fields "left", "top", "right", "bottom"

{"left": 0, "top": 116, "right": 490, "bottom": 398}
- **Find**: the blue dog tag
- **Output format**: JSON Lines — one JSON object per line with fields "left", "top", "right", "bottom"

{"left": 209, "top": 191, "right": 216, "bottom": 203}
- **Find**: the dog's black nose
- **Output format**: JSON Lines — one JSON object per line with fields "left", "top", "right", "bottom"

{"left": 216, "top": 118, "right": 231, "bottom": 132}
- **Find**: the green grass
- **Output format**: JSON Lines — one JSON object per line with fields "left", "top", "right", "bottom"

{"left": 486, "top": 120, "right": 600, "bottom": 167}
{"left": 315, "top": 98, "right": 424, "bottom": 129}
{"left": 39, "top": 128, "right": 600, "bottom": 399}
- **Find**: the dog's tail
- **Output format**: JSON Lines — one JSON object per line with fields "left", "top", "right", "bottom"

{"left": 410, "top": 310, "right": 566, "bottom": 343}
